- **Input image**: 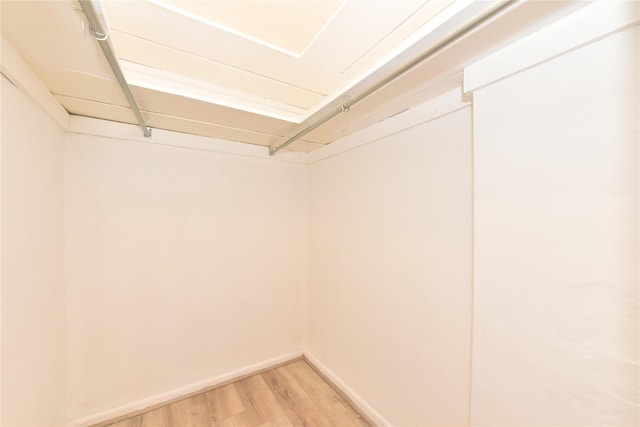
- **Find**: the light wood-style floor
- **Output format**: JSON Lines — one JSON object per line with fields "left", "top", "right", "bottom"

{"left": 97, "top": 358, "right": 372, "bottom": 427}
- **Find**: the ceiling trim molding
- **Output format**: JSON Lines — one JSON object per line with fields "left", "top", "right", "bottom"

{"left": 68, "top": 115, "right": 307, "bottom": 164}
{"left": 306, "top": 86, "right": 469, "bottom": 164}
{"left": 1, "top": 36, "right": 70, "bottom": 130}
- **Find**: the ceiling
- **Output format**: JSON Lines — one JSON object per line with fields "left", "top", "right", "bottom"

{"left": 1, "top": 0, "right": 584, "bottom": 153}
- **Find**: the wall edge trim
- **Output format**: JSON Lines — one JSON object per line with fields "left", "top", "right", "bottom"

{"left": 68, "top": 351, "right": 305, "bottom": 427}
{"left": 1, "top": 36, "right": 69, "bottom": 130}
{"left": 463, "top": 0, "right": 640, "bottom": 93}
{"left": 303, "top": 351, "right": 392, "bottom": 427}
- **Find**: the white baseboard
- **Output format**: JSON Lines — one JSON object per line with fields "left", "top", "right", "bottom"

{"left": 68, "top": 350, "right": 389, "bottom": 427}
{"left": 69, "top": 351, "right": 304, "bottom": 427}
{"left": 303, "top": 351, "right": 391, "bottom": 427}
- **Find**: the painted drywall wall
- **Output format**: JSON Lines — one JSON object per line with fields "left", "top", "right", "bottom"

{"left": 1, "top": 76, "right": 67, "bottom": 426}
{"left": 307, "top": 101, "right": 473, "bottom": 426}
{"left": 470, "top": 25, "right": 639, "bottom": 426}
{"left": 64, "top": 129, "right": 307, "bottom": 422}
{"left": 2, "top": 3, "right": 637, "bottom": 427}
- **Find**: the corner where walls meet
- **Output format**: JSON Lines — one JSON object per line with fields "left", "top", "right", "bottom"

{"left": 1, "top": 2, "right": 638, "bottom": 426}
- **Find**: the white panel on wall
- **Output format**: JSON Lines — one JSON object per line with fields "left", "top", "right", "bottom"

{"left": 1, "top": 76, "right": 67, "bottom": 426}
{"left": 307, "top": 102, "right": 473, "bottom": 426}
{"left": 64, "top": 131, "right": 308, "bottom": 423}
{"left": 470, "top": 26, "right": 639, "bottom": 426}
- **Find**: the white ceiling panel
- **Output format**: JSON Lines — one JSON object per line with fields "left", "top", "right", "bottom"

{"left": 57, "top": 94, "right": 326, "bottom": 151}
{"left": 104, "top": 1, "right": 342, "bottom": 93}
{"left": 111, "top": 31, "right": 324, "bottom": 110}
{"left": 102, "top": 0, "right": 481, "bottom": 123}
{"left": 57, "top": 95, "right": 289, "bottom": 147}
{"left": 284, "top": 139, "right": 325, "bottom": 153}
{"left": 130, "top": 86, "right": 301, "bottom": 137}
{"left": 2, "top": 0, "right": 586, "bottom": 153}
{"left": 1, "top": 0, "right": 110, "bottom": 77}
{"left": 340, "top": 0, "right": 456, "bottom": 76}
{"left": 57, "top": 95, "right": 137, "bottom": 125}
{"left": 301, "top": 0, "right": 426, "bottom": 74}
{"left": 151, "top": 0, "right": 344, "bottom": 57}
{"left": 40, "top": 69, "right": 126, "bottom": 106}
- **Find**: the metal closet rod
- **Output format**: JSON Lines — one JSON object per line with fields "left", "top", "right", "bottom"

{"left": 269, "top": 0, "right": 517, "bottom": 156}
{"left": 78, "top": 0, "right": 152, "bottom": 138}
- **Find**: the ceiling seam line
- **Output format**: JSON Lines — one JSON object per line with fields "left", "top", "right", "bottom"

{"left": 109, "top": 29, "right": 331, "bottom": 97}
{"left": 67, "top": 130, "right": 307, "bottom": 163}
{"left": 340, "top": 2, "right": 430, "bottom": 75}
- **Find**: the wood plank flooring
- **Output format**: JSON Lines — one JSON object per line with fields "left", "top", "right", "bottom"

{"left": 98, "top": 359, "right": 372, "bottom": 427}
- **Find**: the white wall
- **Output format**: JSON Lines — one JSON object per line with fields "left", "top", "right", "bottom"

{"left": 64, "top": 129, "right": 307, "bottom": 423}
{"left": 307, "top": 100, "right": 473, "bottom": 426}
{"left": 1, "top": 76, "right": 67, "bottom": 426}
{"left": 470, "top": 24, "right": 639, "bottom": 426}
{"left": 2, "top": 3, "right": 638, "bottom": 426}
